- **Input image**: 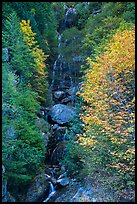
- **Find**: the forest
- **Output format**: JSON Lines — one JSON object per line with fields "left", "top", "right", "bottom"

{"left": 2, "top": 2, "right": 135, "bottom": 202}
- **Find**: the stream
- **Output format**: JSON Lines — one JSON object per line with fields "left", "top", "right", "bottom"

{"left": 41, "top": 6, "right": 79, "bottom": 202}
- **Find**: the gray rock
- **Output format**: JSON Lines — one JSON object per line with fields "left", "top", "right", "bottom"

{"left": 2, "top": 48, "right": 9, "bottom": 62}
{"left": 52, "top": 124, "right": 59, "bottom": 130}
{"left": 61, "top": 95, "right": 76, "bottom": 104}
{"left": 67, "top": 86, "right": 78, "bottom": 96}
{"left": 26, "top": 172, "right": 49, "bottom": 202}
{"left": 6, "top": 126, "right": 16, "bottom": 140}
{"left": 57, "top": 177, "right": 69, "bottom": 186}
{"left": 54, "top": 91, "right": 66, "bottom": 100}
{"left": 48, "top": 104, "right": 77, "bottom": 124}
{"left": 2, "top": 165, "right": 5, "bottom": 174}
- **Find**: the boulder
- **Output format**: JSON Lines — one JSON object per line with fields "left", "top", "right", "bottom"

{"left": 57, "top": 178, "right": 69, "bottom": 186}
{"left": 54, "top": 91, "right": 66, "bottom": 100}
{"left": 48, "top": 104, "right": 77, "bottom": 124}
{"left": 25, "top": 172, "right": 50, "bottom": 202}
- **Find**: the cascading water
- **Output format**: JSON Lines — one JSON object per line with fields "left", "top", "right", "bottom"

{"left": 50, "top": 32, "right": 62, "bottom": 92}
{"left": 64, "top": 7, "right": 77, "bottom": 28}
{"left": 68, "top": 63, "right": 73, "bottom": 86}
{"left": 49, "top": 6, "right": 78, "bottom": 93}
{"left": 43, "top": 5, "right": 79, "bottom": 202}
{"left": 43, "top": 182, "right": 56, "bottom": 202}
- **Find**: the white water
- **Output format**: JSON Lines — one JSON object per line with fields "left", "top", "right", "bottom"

{"left": 49, "top": 59, "right": 58, "bottom": 91}
{"left": 50, "top": 33, "right": 63, "bottom": 91}
{"left": 43, "top": 182, "right": 56, "bottom": 202}
{"left": 64, "top": 7, "right": 77, "bottom": 29}
{"left": 68, "top": 63, "right": 73, "bottom": 86}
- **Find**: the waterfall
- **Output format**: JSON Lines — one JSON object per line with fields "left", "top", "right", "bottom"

{"left": 50, "top": 6, "right": 78, "bottom": 92}
{"left": 43, "top": 182, "right": 56, "bottom": 202}
{"left": 49, "top": 59, "right": 58, "bottom": 91}
{"left": 64, "top": 7, "right": 77, "bottom": 28}
{"left": 68, "top": 63, "right": 73, "bottom": 86}
{"left": 50, "top": 33, "right": 63, "bottom": 91}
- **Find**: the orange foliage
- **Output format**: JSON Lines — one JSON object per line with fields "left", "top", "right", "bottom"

{"left": 78, "top": 26, "right": 135, "bottom": 176}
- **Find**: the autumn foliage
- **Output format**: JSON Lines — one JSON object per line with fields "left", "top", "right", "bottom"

{"left": 77, "top": 26, "right": 135, "bottom": 192}
{"left": 20, "top": 20, "right": 50, "bottom": 105}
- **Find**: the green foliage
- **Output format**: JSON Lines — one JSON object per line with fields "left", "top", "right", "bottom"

{"left": 61, "top": 103, "right": 85, "bottom": 178}
{"left": 2, "top": 62, "right": 45, "bottom": 190}
{"left": 2, "top": 12, "right": 35, "bottom": 83}
{"left": 62, "top": 139, "right": 84, "bottom": 178}
{"left": 10, "top": 2, "right": 58, "bottom": 55}
{"left": 2, "top": 10, "right": 47, "bottom": 193}
{"left": 82, "top": 2, "right": 135, "bottom": 59}
{"left": 61, "top": 27, "right": 84, "bottom": 62}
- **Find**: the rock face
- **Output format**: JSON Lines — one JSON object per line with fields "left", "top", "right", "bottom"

{"left": 25, "top": 172, "right": 50, "bottom": 202}
{"left": 48, "top": 104, "right": 77, "bottom": 124}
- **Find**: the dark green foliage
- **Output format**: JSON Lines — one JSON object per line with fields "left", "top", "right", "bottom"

{"left": 62, "top": 141, "right": 84, "bottom": 178}
{"left": 10, "top": 2, "right": 58, "bottom": 55}
{"left": 2, "top": 60, "right": 45, "bottom": 190}
{"left": 2, "top": 9, "right": 46, "bottom": 193}
{"left": 2, "top": 12, "right": 35, "bottom": 83}
{"left": 61, "top": 104, "right": 85, "bottom": 178}
{"left": 61, "top": 27, "right": 84, "bottom": 63}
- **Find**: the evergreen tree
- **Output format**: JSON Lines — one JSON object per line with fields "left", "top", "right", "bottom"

{"left": 2, "top": 11, "right": 46, "bottom": 194}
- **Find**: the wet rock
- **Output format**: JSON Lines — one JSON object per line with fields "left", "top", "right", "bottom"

{"left": 50, "top": 141, "right": 67, "bottom": 164}
{"left": 60, "top": 165, "right": 66, "bottom": 174}
{"left": 51, "top": 177, "right": 57, "bottom": 185}
{"left": 67, "top": 86, "right": 78, "bottom": 96}
{"left": 48, "top": 104, "right": 77, "bottom": 124}
{"left": 61, "top": 95, "right": 76, "bottom": 104}
{"left": 25, "top": 172, "right": 49, "bottom": 202}
{"left": 37, "top": 110, "right": 45, "bottom": 118}
{"left": 54, "top": 91, "right": 66, "bottom": 100}
{"left": 52, "top": 124, "right": 59, "bottom": 130}
{"left": 64, "top": 7, "right": 77, "bottom": 28}
{"left": 58, "top": 172, "right": 67, "bottom": 180}
{"left": 57, "top": 178, "right": 69, "bottom": 186}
